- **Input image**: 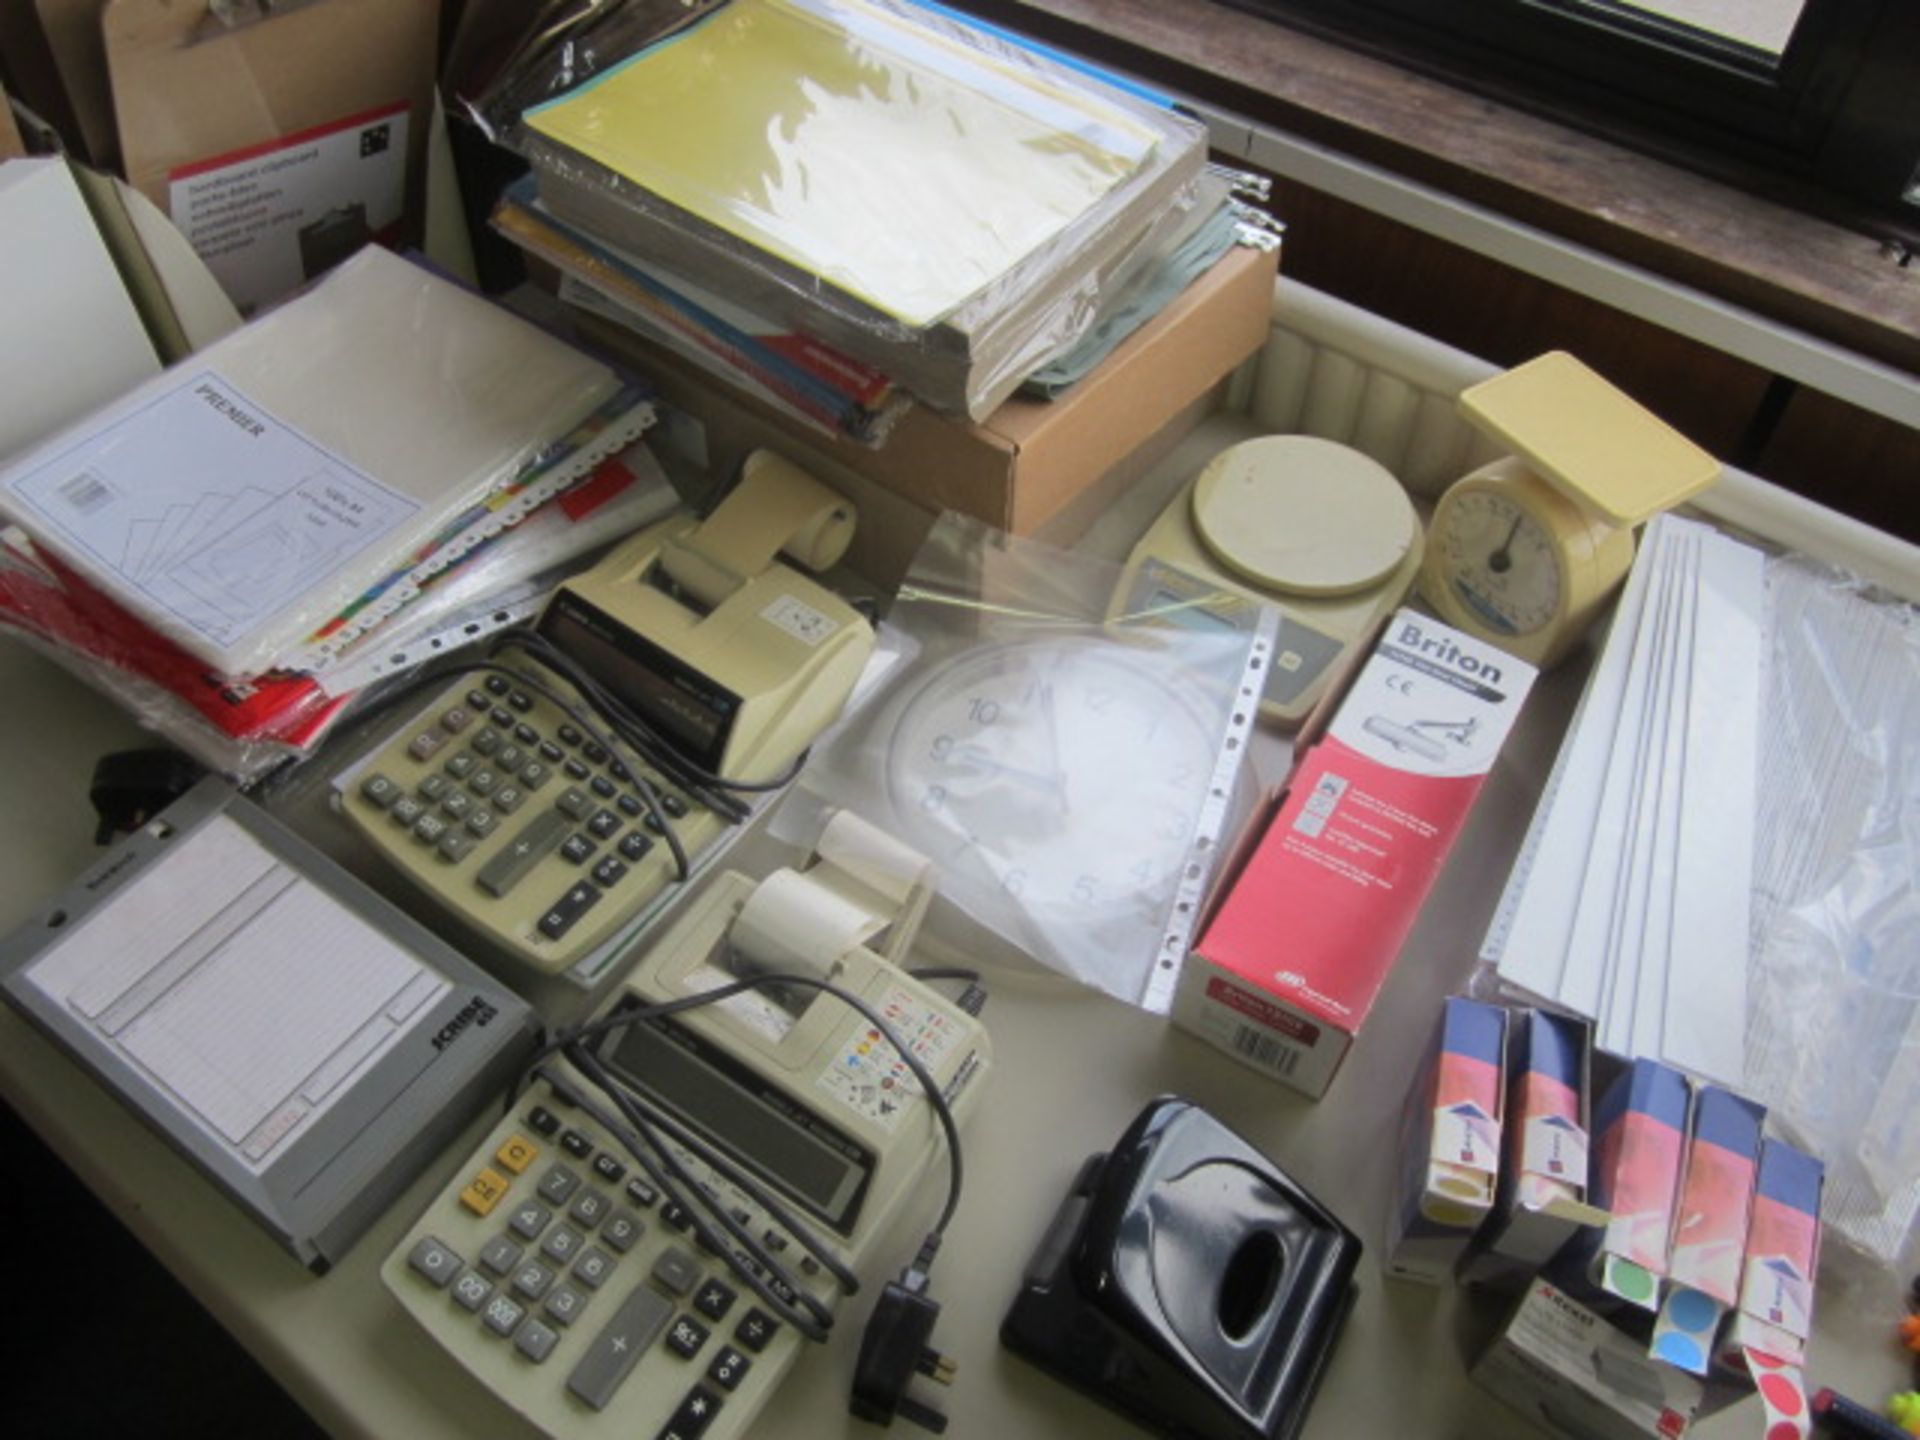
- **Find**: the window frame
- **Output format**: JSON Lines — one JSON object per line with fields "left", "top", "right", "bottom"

{"left": 1207, "top": 0, "right": 1920, "bottom": 216}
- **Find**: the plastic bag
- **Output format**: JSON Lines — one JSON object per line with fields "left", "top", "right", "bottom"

{"left": 781, "top": 513, "right": 1263, "bottom": 1007}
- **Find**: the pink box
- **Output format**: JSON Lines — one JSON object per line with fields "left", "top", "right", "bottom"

{"left": 1460, "top": 1009, "right": 1605, "bottom": 1290}
{"left": 1383, "top": 996, "right": 1508, "bottom": 1283}
{"left": 1575, "top": 1059, "right": 1692, "bottom": 1309}
{"left": 1175, "top": 611, "right": 1536, "bottom": 1097}
{"left": 1649, "top": 1086, "right": 1765, "bottom": 1375}
{"left": 1718, "top": 1138, "right": 1823, "bottom": 1371}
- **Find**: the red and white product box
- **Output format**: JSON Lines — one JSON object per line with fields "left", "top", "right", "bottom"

{"left": 1176, "top": 610, "right": 1537, "bottom": 1098}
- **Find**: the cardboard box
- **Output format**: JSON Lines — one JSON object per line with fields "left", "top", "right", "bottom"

{"left": 1474, "top": 1278, "right": 1704, "bottom": 1440}
{"left": 1461, "top": 1009, "right": 1607, "bottom": 1291}
{"left": 572, "top": 241, "right": 1278, "bottom": 539}
{"left": 103, "top": 0, "right": 439, "bottom": 315}
{"left": 1649, "top": 1087, "right": 1765, "bottom": 1375}
{"left": 1383, "top": 996, "right": 1508, "bottom": 1283}
{"left": 1174, "top": 610, "right": 1537, "bottom": 1097}
{"left": 1561, "top": 1059, "right": 1692, "bottom": 1312}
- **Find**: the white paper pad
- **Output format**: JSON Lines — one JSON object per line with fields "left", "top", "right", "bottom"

{"left": 0, "top": 246, "right": 621, "bottom": 676}
{"left": 1487, "top": 513, "right": 1763, "bottom": 1085}
{"left": 24, "top": 815, "right": 449, "bottom": 1171}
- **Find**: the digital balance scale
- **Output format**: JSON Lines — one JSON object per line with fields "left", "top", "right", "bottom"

{"left": 1110, "top": 433, "right": 1424, "bottom": 725}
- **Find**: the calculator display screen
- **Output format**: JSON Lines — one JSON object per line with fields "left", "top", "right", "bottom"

{"left": 601, "top": 1008, "right": 873, "bottom": 1234}
{"left": 539, "top": 591, "right": 741, "bottom": 772}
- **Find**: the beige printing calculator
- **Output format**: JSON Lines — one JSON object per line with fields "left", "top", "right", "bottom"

{"left": 337, "top": 452, "right": 876, "bottom": 977}
{"left": 382, "top": 813, "right": 991, "bottom": 1440}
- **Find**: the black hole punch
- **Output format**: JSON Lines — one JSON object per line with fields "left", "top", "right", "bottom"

{"left": 46, "top": 909, "right": 68, "bottom": 929}
{"left": 1217, "top": 1230, "right": 1283, "bottom": 1342}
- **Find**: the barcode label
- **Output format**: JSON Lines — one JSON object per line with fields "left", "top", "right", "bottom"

{"left": 56, "top": 470, "right": 112, "bottom": 514}
{"left": 1231, "top": 1025, "right": 1300, "bottom": 1077}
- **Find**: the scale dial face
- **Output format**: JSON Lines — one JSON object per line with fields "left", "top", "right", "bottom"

{"left": 1431, "top": 485, "right": 1565, "bottom": 639}
{"left": 883, "top": 638, "right": 1220, "bottom": 918}
{"left": 1419, "top": 459, "right": 1634, "bottom": 668}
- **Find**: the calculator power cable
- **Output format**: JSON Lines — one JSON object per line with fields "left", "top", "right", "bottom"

{"left": 311, "top": 624, "right": 812, "bottom": 884}
{"left": 511, "top": 967, "right": 971, "bottom": 1425}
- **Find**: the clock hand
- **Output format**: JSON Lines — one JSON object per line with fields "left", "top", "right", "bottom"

{"left": 1039, "top": 681, "right": 1070, "bottom": 816}
{"left": 946, "top": 743, "right": 1066, "bottom": 798}
{"left": 1488, "top": 514, "right": 1524, "bottom": 574}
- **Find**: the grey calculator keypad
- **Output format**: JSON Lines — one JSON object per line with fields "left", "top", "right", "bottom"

{"left": 397, "top": 1099, "right": 774, "bottom": 1406}
{"left": 347, "top": 670, "right": 706, "bottom": 960}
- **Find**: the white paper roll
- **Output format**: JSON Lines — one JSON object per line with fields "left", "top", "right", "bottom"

{"left": 816, "top": 811, "right": 932, "bottom": 906}
{"left": 730, "top": 868, "right": 882, "bottom": 979}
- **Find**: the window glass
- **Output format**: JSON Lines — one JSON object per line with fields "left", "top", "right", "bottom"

{"left": 1601, "top": 0, "right": 1804, "bottom": 58}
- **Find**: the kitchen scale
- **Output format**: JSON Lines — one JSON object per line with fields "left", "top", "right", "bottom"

{"left": 1419, "top": 351, "right": 1722, "bottom": 667}
{"left": 1110, "top": 433, "right": 1424, "bottom": 725}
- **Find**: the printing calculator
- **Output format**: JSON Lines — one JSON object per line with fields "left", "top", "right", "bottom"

{"left": 336, "top": 451, "right": 876, "bottom": 978}
{"left": 341, "top": 661, "right": 730, "bottom": 978}
{"left": 382, "top": 816, "right": 992, "bottom": 1440}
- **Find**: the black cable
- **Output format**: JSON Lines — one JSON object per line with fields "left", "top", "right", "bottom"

{"left": 453, "top": 653, "right": 697, "bottom": 880}
{"left": 505, "top": 630, "right": 810, "bottom": 805}
{"left": 554, "top": 1050, "right": 841, "bottom": 1341}
{"left": 498, "top": 631, "right": 751, "bottom": 822}
{"left": 508, "top": 966, "right": 969, "bottom": 1337}
{"left": 562, "top": 972, "right": 966, "bottom": 1242}
{"left": 508, "top": 1052, "right": 839, "bottom": 1334}
{"left": 562, "top": 1041, "right": 860, "bottom": 1301}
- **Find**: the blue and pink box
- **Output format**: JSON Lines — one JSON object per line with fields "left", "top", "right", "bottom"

{"left": 1572, "top": 1058, "right": 1692, "bottom": 1311}
{"left": 1384, "top": 996, "right": 1508, "bottom": 1283}
{"left": 1649, "top": 1086, "right": 1766, "bottom": 1375}
{"left": 1717, "top": 1137, "right": 1823, "bottom": 1372}
{"left": 1460, "top": 1009, "right": 1605, "bottom": 1290}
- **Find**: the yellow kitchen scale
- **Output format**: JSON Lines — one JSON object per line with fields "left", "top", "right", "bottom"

{"left": 1110, "top": 433, "right": 1425, "bottom": 725}
{"left": 1418, "top": 351, "right": 1723, "bottom": 667}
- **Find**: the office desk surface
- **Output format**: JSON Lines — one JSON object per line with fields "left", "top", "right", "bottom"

{"left": 0, "top": 636, "right": 1907, "bottom": 1440}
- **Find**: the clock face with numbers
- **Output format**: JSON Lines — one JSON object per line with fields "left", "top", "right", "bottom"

{"left": 882, "top": 636, "right": 1224, "bottom": 918}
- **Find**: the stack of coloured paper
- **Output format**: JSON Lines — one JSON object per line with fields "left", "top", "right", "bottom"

{"left": 1481, "top": 513, "right": 1763, "bottom": 1088}
{"left": 492, "top": 178, "right": 911, "bottom": 444}
{"left": 488, "top": 0, "right": 1211, "bottom": 421}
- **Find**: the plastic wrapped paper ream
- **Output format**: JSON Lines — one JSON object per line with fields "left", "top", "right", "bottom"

{"left": 0, "top": 246, "right": 623, "bottom": 677}
{"left": 523, "top": 0, "right": 1158, "bottom": 328}
{"left": 730, "top": 867, "right": 884, "bottom": 979}
{"left": 498, "top": 0, "right": 1208, "bottom": 418}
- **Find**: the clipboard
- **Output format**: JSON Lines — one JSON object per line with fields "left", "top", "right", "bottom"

{"left": 0, "top": 780, "right": 539, "bottom": 1272}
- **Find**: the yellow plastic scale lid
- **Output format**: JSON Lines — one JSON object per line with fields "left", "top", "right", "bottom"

{"left": 1457, "top": 351, "right": 1722, "bottom": 527}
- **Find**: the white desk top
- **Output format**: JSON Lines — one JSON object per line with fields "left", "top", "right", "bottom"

{"left": 0, "top": 633, "right": 1906, "bottom": 1440}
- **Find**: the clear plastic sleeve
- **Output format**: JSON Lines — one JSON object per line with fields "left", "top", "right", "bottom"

{"left": 777, "top": 513, "right": 1260, "bottom": 1007}
{"left": 0, "top": 246, "right": 624, "bottom": 679}
{"left": 1744, "top": 552, "right": 1920, "bottom": 1266}
{"left": 314, "top": 433, "right": 683, "bottom": 695}
{"left": 473, "top": 0, "right": 1210, "bottom": 419}
{"left": 0, "top": 529, "right": 343, "bottom": 782}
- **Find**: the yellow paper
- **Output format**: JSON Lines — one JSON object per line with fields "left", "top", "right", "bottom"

{"left": 524, "top": 0, "right": 1159, "bottom": 327}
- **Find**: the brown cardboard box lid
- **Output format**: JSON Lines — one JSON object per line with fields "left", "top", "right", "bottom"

{"left": 854, "top": 242, "right": 1279, "bottom": 533}
{"left": 571, "top": 240, "right": 1278, "bottom": 537}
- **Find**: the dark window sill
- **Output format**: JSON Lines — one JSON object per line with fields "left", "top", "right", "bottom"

{"left": 948, "top": 0, "right": 1920, "bottom": 383}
